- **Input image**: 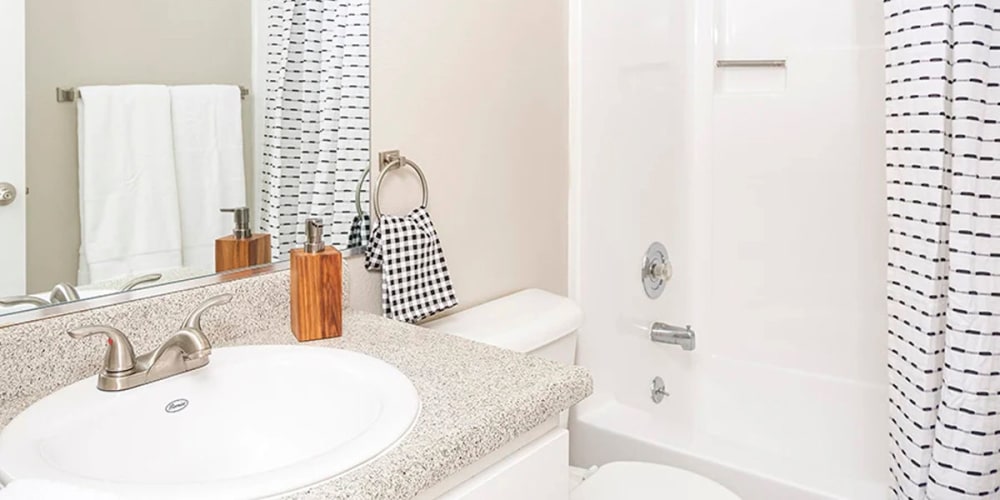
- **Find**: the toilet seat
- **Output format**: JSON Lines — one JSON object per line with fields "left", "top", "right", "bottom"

{"left": 570, "top": 462, "right": 740, "bottom": 500}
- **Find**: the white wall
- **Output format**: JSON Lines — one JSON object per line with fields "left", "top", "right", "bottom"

{"left": 573, "top": 0, "right": 887, "bottom": 495}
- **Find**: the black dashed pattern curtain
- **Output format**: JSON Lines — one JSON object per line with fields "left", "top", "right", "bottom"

{"left": 886, "top": 1, "right": 1000, "bottom": 498}
{"left": 261, "top": 0, "right": 371, "bottom": 258}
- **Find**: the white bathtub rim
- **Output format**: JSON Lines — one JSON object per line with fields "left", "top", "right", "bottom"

{"left": 570, "top": 398, "right": 887, "bottom": 500}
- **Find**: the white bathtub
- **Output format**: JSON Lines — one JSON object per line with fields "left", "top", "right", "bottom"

{"left": 568, "top": 354, "right": 889, "bottom": 500}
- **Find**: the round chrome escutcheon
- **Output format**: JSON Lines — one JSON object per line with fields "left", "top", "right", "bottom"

{"left": 642, "top": 242, "right": 672, "bottom": 299}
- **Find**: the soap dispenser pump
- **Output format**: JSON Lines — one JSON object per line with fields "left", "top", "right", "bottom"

{"left": 290, "top": 218, "right": 343, "bottom": 341}
{"left": 215, "top": 207, "right": 272, "bottom": 273}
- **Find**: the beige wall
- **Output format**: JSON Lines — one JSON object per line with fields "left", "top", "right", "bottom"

{"left": 25, "top": 1, "right": 252, "bottom": 293}
{"left": 349, "top": 0, "right": 570, "bottom": 314}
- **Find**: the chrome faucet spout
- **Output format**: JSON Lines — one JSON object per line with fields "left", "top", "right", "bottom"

{"left": 650, "top": 322, "right": 696, "bottom": 351}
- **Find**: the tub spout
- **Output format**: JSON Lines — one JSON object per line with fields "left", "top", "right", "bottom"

{"left": 650, "top": 322, "right": 695, "bottom": 351}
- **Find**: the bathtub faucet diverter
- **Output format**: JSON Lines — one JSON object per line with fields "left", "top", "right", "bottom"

{"left": 650, "top": 322, "right": 696, "bottom": 351}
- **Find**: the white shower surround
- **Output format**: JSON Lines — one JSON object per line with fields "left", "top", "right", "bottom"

{"left": 568, "top": 0, "right": 888, "bottom": 498}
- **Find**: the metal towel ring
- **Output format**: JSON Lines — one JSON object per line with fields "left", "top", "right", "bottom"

{"left": 355, "top": 167, "right": 371, "bottom": 217}
{"left": 373, "top": 154, "right": 429, "bottom": 219}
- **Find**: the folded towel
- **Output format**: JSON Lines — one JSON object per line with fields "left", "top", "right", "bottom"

{"left": 170, "top": 85, "right": 248, "bottom": 270}
{"left": 0, "top": 479, "right": 120, "bottom": 500}
{"left": 365, "top": 207, "right": 458, "bottom": 323}
{"left": 77, "top": 85, "right": 183, "bottom": 285}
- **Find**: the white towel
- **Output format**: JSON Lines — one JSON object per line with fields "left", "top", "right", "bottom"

{"left": 169, "top": 85, "right": 248, "bottom": 271}
{"left": 0, "top": 479, "right": 120, "bottom": 500}
{"left": 77, "top": 85, "right": 183, "bottom": 285}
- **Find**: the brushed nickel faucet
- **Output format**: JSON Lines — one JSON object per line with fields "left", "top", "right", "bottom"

{"left": 0, "top": 274, "right": 164, "bottom": 309}
{"left": 67, "top": 294, "right": 233, "bottom": 392}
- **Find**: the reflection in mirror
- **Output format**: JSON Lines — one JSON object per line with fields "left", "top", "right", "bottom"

{"left": 0, "top": 1, "right": 371, "bottom": 318}
{"left": 260, "top": 0, "right": 371, "bottom": 260}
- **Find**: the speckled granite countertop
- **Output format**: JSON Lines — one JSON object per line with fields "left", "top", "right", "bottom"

{"left": 0, "top": 270, "right": 592, "bottom": 499}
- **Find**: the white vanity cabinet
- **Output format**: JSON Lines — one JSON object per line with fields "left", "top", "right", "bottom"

{"left": 419, "top": 420, "right": 569, "bottom": 500}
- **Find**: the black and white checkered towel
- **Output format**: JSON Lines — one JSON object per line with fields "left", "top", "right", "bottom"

{"left": 348, "top": 214, "right": 371, "bottom": 250}
{"left": 365, "top": 207, "right": 458, "bottom": 323}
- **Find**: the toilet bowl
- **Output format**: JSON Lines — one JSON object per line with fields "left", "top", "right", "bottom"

{"left": 424, "top": 289, "right": 740, "bottom": 500}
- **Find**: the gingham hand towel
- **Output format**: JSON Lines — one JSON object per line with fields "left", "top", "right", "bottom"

{"left": 365, "top": 207, "right": 458, "bottom": 323}
{"left": 348, "top": 213, "right": 371, "bottom": 249}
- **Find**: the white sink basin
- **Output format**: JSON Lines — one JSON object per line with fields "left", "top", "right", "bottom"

{"left": 0, "top": 345, "right": 420, "bottom": 499}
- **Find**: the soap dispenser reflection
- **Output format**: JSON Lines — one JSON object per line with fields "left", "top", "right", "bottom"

{"left": 215, "top": 207, "right": 272, "bottom": 273}
{"left": 291, "top": 218, "right": 343, "bottom": 342}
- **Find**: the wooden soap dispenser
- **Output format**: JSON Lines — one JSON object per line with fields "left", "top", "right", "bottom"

{"left": 216, "top": 207, "right": 272, "bottom": 273}
{"left": 290, "top": 218, "right": 343, "bottom": 341}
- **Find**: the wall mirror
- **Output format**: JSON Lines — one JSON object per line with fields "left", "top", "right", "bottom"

{"left": 0, "top": 1, "right": 371, "bottom": 320}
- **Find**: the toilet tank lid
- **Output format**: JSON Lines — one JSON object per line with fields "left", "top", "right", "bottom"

{"left": 423, "top": 289, "right": 582, "bottom": 353}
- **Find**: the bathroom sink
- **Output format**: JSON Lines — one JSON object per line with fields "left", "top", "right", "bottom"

{"left": 0, "top": 345, "right": 420, "bottom": 499}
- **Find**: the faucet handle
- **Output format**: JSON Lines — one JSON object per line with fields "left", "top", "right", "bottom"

{"left": 49, "top": 283, "right": 81, "bottom": 304}
{"left": 182, "top": 294, "right": 234, "bottom": 332}
{"left": 67, "top": 326, "right": 136, "bottom": 374}
{"left": 120, "top": 273, "right": 164, "bottom": 292}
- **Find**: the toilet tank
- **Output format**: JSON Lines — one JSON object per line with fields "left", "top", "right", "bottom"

{"left": 423, "top": 289, "right": 582, "bottom": 366}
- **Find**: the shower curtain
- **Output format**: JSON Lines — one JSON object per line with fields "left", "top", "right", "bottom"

{"left": 886, "top": 1, "right": 1000, "bottom": 498}
{"left": 261, "top": 0, "right": 370, "bottom": 258}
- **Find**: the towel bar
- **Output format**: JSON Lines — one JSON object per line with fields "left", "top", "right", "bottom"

{"left": 56, "top": 86, "right": 250, "bottom": 103}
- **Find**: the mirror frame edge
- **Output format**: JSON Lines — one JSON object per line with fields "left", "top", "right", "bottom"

{"left": 0, "top": 248, "right": 363, "bottom": 328}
